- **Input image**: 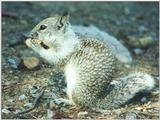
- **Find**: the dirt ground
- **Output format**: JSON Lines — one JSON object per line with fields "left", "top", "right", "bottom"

{"left": 2, "top": 2, "right": 159, "bottom": 119}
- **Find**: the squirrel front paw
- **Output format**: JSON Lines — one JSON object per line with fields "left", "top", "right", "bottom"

{"left": 26, "top": 38, "right": 43, "bottom": 51}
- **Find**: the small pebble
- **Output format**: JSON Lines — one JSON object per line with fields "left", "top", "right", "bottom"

{"left": 128, "top": 36, "right": 155, "bottom": 48}
{"left": 124, "top": 7, "right": 130, "bottom": 15}
{"left": 125, "top": 64, "right": 131, "bottom": 68}
{"left": 126, "top": 112, "right": 137, "bottom": 120}
{"left": 9, "top": 70, "right": 13, "bottom": 73}
{"left": 19, "top": 94, "right": 27, "bottom": 101}
{"left": 14, "top": 109, "right": 21, "bottom": 114}
{"left": 141, "top": 96, "right": 147, "bottom": 103}
{"left": 2, "top": 108, "right": 11, "bottom": 114}
{"left": 77, "top": 111, "right": 88, "bottom": 118}
{"left": 7, "top": 56, "right": 22, "bottom": 69}
{"left": 134, "top": 107, "right": 143, "bottom": 111}
{"left": 22, "top": 57, "right": 40, "bottom": 69}
{"left": 8, "top": 99, "right": 14, "bottom": 103}
{"left": 139, "top": 36, "right": 155, "bottom": 47}
{"left": 138, "top": 25, "right": 147, "bottom": 33}
{"left": 133, "top": 48, "right": 143, "bottom": 55}
{"left": 47, "top": 109, "right": 55, "bottom": 119}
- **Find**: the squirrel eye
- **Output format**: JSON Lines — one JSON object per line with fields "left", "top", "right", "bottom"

{"left": 40, "top": 25, "right": 47, "bottom": 30}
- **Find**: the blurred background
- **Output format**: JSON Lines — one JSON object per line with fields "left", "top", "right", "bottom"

{"left": 2, "top": 2, "right": 159, "bottom": 42}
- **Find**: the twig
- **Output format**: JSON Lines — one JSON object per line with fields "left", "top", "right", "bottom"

{"left": 15, "top": 86, "right": 46, "bottom": 115}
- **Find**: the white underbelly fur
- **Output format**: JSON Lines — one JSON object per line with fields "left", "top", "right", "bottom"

{"left": 65, "top": 63, "right": 77, "bottom": 102}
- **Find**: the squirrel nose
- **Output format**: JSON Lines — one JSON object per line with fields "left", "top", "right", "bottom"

{"left": 24, "top": 32, "right": 38, "bottom": 38}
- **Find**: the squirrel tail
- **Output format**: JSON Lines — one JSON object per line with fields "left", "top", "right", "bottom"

{"left": 95, "top": 72, "right": 155, "bottom": 110}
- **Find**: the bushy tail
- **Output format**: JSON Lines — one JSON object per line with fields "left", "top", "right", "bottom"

{"left": 96, "top": 72, "right": 155, "bottom": 110}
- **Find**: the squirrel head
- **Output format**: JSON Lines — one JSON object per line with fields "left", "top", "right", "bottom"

{"left": 28, "top": 12, "right": 71, "bottom": 43}
{"left": 26, "top": 13, "right": 79, "bottom": 64}
{"left": 26, "top": 12, "right": 78, "bottom": 51}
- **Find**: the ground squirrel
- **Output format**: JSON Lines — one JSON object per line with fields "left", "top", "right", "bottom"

{"left": 25, "top": 13, "right": 155, "bottom": 111}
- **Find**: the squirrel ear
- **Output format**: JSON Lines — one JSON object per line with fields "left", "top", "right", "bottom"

{"left": 57, "top": 12, "right": 70, "bottom": 30}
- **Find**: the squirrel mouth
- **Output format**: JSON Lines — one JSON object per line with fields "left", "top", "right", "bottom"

{"left": 25, "top": 38, "right": 50, "bottom": 50}
{"left": 40, "top": 42, "right": 49, "bottom": 49}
